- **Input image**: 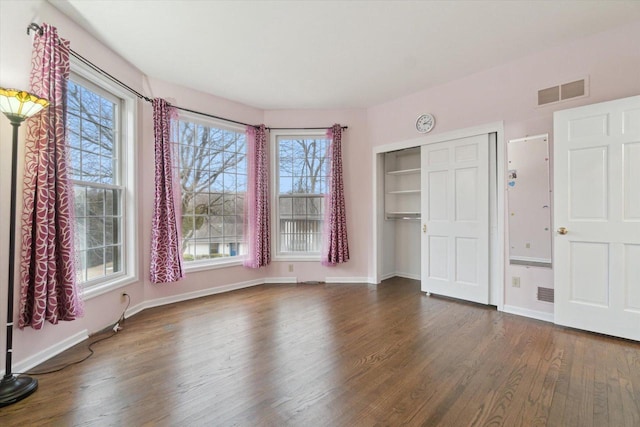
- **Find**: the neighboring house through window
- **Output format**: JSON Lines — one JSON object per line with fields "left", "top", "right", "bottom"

{"left": 177, "top": 115, "right": 247, "bottom": 266}
{"left": 66, "top": 59, "right": 137, "bottom": 297}
{"left": 272, "top": 131, "right": 329, "bottom": 258}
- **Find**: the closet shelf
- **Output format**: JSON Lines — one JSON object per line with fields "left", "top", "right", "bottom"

{"left": 385, "top": 212, "right": 421, "bottom": 220}
{"left": 386, "top": 168, "right": 421, "bottom": 176}
{"left": 387, "top": 189, "right": 420, "bottom": 194}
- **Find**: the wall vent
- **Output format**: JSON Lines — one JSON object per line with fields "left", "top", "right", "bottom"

{"left": 537, "top": 287, "right": 555, "bottom": 303}
{"left": 538, "top": 86, "right": 560, "bottom": 105}
{"left": 560, "top": 79, "right": 585, "bottom": 100}
{"left": 537, "top": 77, "right": 588, "bottom": 106}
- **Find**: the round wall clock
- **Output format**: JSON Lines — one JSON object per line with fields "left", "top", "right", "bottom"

{"left": 416, "top": 113, "right": 435, "bottom": 133}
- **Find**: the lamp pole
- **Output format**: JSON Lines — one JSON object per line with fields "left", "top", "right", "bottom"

{"left": 0, "top": 115, "right": 38, "bottom": 406}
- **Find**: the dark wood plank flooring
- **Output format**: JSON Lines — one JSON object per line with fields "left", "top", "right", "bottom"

{"left": 1, "top": 278, "right": 639, "bottom": 426}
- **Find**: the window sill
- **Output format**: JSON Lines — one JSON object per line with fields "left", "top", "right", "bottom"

{"left": 274, "top": 255, "right": 321, "bottom": 262}
{"left": 82, "top": 273, "right": 138, "bottom": 301}
{"left": 184, "top": 258, "right": 245, "bottom": 273}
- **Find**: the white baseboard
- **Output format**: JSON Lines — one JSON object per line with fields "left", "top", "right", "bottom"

{"left": 502, "top": 305, "right": 554, "bottom": 323}
{"left": 394, "top": 272, "right": 421, "bottom": 281}
{"left": 139, "top": 279, "right": 265, "bottom": 312}
{"left": 379, "top": 272, "right": 395, "bottom": 281}
{"left": 264, "top": 276, "right": 297, "bottom": 284}
{"left": 325, "top": 276, "right": 369, "bottom": 284}
{"left": 7, "top": 329, "right": 89, "bottom": 376}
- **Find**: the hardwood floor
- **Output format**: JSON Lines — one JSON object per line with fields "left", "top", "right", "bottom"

{"left": 1, "top": 278, "right": 639, "bottom": 426}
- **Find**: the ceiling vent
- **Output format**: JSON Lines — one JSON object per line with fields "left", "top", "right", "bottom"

{"left": 537, "top": 286, "right": 555, "bottom": 303}
{"left": 538, "top": 78, "right": 588, "bottom": 106}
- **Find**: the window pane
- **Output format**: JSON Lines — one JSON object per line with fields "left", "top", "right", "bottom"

{"left": 66, "top": 79, "right": 122, "bottom": 286}
{"left": 178, "top": 119, "right": 247, "bottom": 263}
{"left": 277, "top": 136, "right": 329, "bottom": 254}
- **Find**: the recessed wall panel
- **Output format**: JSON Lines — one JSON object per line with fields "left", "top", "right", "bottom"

{"left": 428, "top": 148, "right": 448, "bottom": 166}
{"left": 569, "top": 147, "right": 608, "bottom": 220}
{"left": 428, "top": 236, "right": 448, "bottom": 280}
{"left": 570, "top": 242, "right": 609, "bottom": 307}
{"left": 624, "top": 142, "right": 640, "bottom": 220}
{"left": 428, "top": 171, "right": 447, "bottom": 221}
{"left": 455, "top": 238, "right": 477, "bottom": 285}
{"left": 455, "top": 144, "right": 478, "bottom": 163}
{"left": 455, "top": 167, "right": 477, "bottom": 221}
{"left": 625, "top": 244, "right": 640, "bottom": 312}
{"left": 622, "top": 108, "right": 640, "bottom": 137}
{"left": 568, "top": 114, "right": 609, "bottom": 140}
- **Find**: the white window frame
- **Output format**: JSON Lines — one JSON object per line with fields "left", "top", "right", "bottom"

{"left": 69, "top": 56, "right": 138, "bottom": 299}
{"left": 177, "top": 112, "right": 248, "bottom": 272}
{"left": 270, "top": 129, "right": 329, "bottom": 261}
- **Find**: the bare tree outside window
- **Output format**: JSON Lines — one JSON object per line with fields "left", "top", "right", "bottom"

{"left": 177, "top": 120, "right": 247, "bottom": 261}
{"left": 277, "top": 137, "right": 329, "bottom": 254}
{"left": 67, "top": 79, "right": 123, "bottom": 284}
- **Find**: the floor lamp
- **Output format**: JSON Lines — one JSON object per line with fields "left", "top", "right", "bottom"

{"left": 0, "top": 88, "right": 49, "bottom": 407}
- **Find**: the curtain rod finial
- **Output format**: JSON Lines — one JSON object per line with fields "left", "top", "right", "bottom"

{"left": 27, "top": 23, "right": 43, "bottom": 36}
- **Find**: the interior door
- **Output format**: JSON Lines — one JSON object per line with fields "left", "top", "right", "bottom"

{"left": 420, "top": 134, "right": 489, "bottom": 304}
{"left": 554, "top": 95, "right": 640, "bottom": 341}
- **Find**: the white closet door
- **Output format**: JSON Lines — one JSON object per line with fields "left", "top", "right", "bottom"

{"left": 554, "top": 95, "right": 640, "bottom": 341}
{"left": 420, "top": 134, "right": 490, "bottom": 304}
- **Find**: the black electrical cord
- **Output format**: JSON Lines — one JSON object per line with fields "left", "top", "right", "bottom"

{"left": 15, "top": 293, "right": 131, "bottom": 376}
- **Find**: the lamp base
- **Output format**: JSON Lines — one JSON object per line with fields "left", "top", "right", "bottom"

{"left": 0, "top": 374, "right": 38, "bottom": 407}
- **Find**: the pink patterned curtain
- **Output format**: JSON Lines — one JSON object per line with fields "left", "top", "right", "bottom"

{"left": 19, "top": 23, "right": 83, "bottom": 329}
{"left": 322, "top": 124, "right": 349, "bottom": 266}
{"left": 150, "top": 98, "right": 185, "bottom": 283}
{"left": 243, "top": 125, "right": 270, "bottom": 268}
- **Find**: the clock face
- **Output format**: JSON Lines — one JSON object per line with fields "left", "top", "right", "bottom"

{"left": 416, "top": 114, "right": 435, "bottom": 133}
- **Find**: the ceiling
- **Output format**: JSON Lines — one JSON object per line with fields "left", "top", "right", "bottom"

{"left": 49, "top": 1, "right": 640, "bottom": 110}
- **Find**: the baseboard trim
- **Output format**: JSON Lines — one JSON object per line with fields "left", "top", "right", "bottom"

{"left": 502, "top": 305, "right": 554, "bottom": 323}
{"left": 139, "top": 279, "right": 265, "bottom": 313}
{"left": 264, "top": 277, "right": 297, "bottom": 284}
{"left": 8, "top": 329, "right": 89, "bottom": 376}
{"left": 325, "top": 276, "right": 369, "bottom": 284}
{"left": 394, "top": 272, "right": 421, "bottom": 281}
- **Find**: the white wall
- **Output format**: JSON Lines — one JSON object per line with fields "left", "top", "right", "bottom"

{"left": 367, "top": 20, "right": 640, "bottom": 318}
{"left": 0, "top": 0, "right": 639, "bottom": 371}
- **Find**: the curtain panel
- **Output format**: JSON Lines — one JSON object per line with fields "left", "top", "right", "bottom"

{"left": 19, "top": 23, "right": 84, "bottom": 329}
{"left": 150, "top": 98, "right": 185, "bottom": 283}
{"left": 243, "top": 125, "right": 271, "bottom": 268}
{"left": 322, "top": 124, "right": 350, "bottom": 266}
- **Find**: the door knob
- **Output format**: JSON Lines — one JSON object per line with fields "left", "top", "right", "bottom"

{"left": 557, "top": 227, "right": 568, "bottom": 235}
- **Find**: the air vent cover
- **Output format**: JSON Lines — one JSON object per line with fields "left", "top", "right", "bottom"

{"left": 537, "top": 77, "right": 588, "bottom": 106}
{"left": 537, "top": 287, "right": 555, "bottom": 303}
{"left": 538, "top": 86, "right": 560, "bottom": 105}
{"left": 560, "top": 79, "right": 585, "bottom": 100}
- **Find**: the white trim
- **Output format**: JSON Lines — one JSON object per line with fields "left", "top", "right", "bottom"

{"left": 393, "top": 272, "right": 421, "bottom": 281}
{"left": 509, "top": 256, "right": 553, "bottom": 264}
{"left": 69, "top": 57, "right": 139, "bottom": 300}
{"left": 378, "top": 272, "right": 395, "bottom": 282}
{"left": 130, "top": 279, "right": 265, "bottom": 315}
{"left": 265, "top": 276, "right": 298, "bottom": 284}
{"left": 270, "top": 129, "right": 329, "bottom": 258}
{"left": 9, "top": 330, "right": 89, "bottom": 376}
{"left": 372, "top": 121, "right": 505, "bottom": 311}
{"left": 503, "top": 305, "right": 554, "bottom": 323}
{"left": 324, "top": 276, "right": 370, "bottom": 283}
{"left": 184, "top": 258, "right": 244, "bottom": 273}
{"left": 273, "top": 255, "right": 321, "bottom": 262}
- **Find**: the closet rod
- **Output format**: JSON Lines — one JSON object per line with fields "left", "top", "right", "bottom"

{"left": 26, "top": 22, "right": 347, "bottom": 132}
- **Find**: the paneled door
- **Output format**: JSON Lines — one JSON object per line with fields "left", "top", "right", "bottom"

{"left": 554, "top": 95, "right": 640, "bottom": 341}
{"left": 421, "top": 134, "right": 490, "bottom": 304}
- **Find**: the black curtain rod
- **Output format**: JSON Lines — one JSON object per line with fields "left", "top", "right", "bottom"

{"left": 26, "top": 22, "right": 348, "bottom": 132}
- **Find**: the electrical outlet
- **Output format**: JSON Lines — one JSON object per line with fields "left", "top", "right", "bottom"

{"left": 525, "top": 243, "right": 531, "bottom": 249}
{"left": 512, "top": 277, "right": 521, "bottom": 288}
{"left": 288, "top": 264, "right": 294, "bottom": 272}
{"left": 121, "top": 292, "right": 128, "bottom": 302}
